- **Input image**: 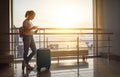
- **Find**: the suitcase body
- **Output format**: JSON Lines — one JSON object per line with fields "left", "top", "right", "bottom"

{"left": 36, "top": 48, "right": 51, "bottom": 71}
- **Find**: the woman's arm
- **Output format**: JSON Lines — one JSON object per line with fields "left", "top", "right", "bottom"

{"left": 23, "top": 26, "right": 38, "bottom": 32}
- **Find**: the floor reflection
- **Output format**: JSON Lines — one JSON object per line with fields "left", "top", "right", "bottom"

{"left": 14, "top": 59, "right": 90, "bottom": 77}
{"left": 22, "top": 70, "right": 31, "bottom": 77}
{"left": 0, "top": 59, "right": 93, "bottom": 77}
{"left": 1, "top": 58, "right": 120, "bottom": 77}
{"left": 22, "top": 69, "right": 51, "bottom": 77}
{"left": 37, "top": 70, "right": 51, "bottom": 77}
{"left": 20, "top": 61, "right": 89, "bottom": 77}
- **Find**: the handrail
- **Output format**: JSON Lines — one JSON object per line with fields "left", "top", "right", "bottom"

{"left": 7, "top": 32, "right": 113, "bottom": 35}
{"left": 12, "top": 27, "right": 102, "bottom": 30}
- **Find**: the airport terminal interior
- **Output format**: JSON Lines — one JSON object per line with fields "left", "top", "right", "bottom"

{"left": 0, "top": 0, "right": 120, "bottom": 77}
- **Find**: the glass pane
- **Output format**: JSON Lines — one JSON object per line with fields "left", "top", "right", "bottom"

{"left": 13, "top": 0, "right": 93, "bottom": 28}
{"left": 13, "top": 0, "right": 93, "bottom": 59}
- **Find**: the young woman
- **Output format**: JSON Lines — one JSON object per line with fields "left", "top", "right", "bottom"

{"left": 22, "top": 10, "right": 38, "bottom": 71}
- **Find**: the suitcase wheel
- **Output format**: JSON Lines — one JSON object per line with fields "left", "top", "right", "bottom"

{"left": 46, "top": 66, "right": 50, "bottom": 70}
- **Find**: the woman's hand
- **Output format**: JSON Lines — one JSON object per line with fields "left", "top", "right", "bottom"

{"left": 33, "top": 26, "right": 38, "bottom": 33}
{"left": 32, "top": 26, "right": 38, "bottom": 29}
{"left": 34, "top": 29, "right": 38, "bottom": 33}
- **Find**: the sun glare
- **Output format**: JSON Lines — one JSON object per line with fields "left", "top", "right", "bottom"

{"left": 51, "top": 6, "right": 92, "bottom": 28}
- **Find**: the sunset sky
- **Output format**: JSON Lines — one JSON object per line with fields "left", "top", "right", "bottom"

{"left": 13, "top": 0, "right": 93, "bottom": 28}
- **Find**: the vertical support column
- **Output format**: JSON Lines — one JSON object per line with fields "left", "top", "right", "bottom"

{"left": 94, "top": 0, "right": 103, "bottom": 56}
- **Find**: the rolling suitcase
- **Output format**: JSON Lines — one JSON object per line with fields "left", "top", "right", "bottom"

{"left": 36, "top": 48, "right": 51, "bottom": 71}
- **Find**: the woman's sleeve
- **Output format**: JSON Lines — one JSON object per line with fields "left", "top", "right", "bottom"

{"left": 23, "top": 20, "right": 32, "bottom": 32}
{"left": 23, "top": 20, "right": 32, "bottom": 30}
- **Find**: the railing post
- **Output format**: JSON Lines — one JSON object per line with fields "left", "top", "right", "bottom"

{"left": 46, "top": 37, "right": 48, "bottom": 48}
{"left": 107, "top": 35, "right": 111, "bottom": 61}
{"left": 77, "top": 36, "right": 80, "bottom": 77}
{"left": 96, "top": 29, "right": 99, "bottom": 56}
{"left": 77, "top": 36, "right": 79, "bottom": 64}
{"left": 39, "top": 29, "right": 41, "bottom": 48}
{"left": 43, "top": 29, "right": 45, "bottom": 48}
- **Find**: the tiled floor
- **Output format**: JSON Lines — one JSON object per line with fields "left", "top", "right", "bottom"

{"left": 0, "top": 58, "right": 120, "bottom": 77}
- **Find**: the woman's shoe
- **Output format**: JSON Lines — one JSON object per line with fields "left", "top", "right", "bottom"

{"left": 22, "top": 60, "right": 34, "bottom": 71}
{"left": 26, "top": 64, "right": 34, "bottom": 70}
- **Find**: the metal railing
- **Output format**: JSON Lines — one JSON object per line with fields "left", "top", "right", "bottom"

{"left": 9, "top": 28, "right": 113, "bottom": 62}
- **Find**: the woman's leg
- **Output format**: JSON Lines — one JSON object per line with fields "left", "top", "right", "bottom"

{"left": 23, "top": 36, "right": 31, "bottom": 63}
{"left": 22, "top": 36, "right": 31, "bottom": 70}
{"left": 27, "top": 36, "right": 36, "bottom": 62}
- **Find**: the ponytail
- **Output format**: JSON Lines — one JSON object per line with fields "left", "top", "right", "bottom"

{"left": 25, "top": 11, "right": 30, "bottom": 18}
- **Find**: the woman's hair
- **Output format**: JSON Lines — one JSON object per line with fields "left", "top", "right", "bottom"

{"left": 25, "top": 10, "right": 35, "bottom": 18}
